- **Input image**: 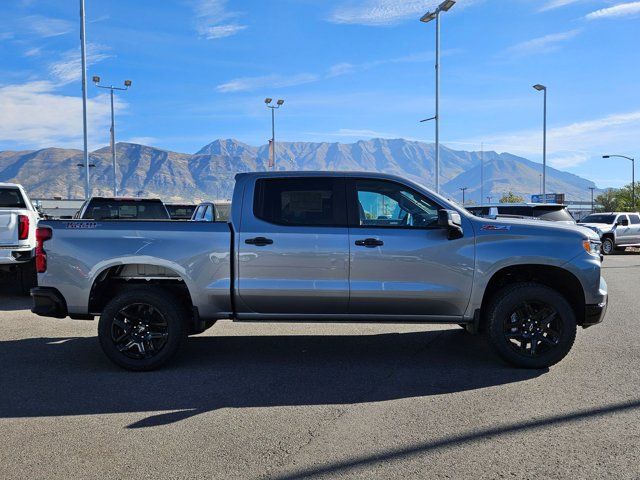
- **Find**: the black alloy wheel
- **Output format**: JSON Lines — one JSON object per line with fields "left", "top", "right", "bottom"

{"left": 111, "top": 303, "right": 169, "bottom": 360}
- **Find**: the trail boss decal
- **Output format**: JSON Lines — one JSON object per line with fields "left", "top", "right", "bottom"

{"left": 65, "top": 222, "right": 98, "bottom": 229}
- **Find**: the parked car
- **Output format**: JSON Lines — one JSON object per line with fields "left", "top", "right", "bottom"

{"left": 467, "top": 203, "right": 576, "bottom": 224}
{"left": 32, "top": 172, "right": 607, "bottom": 371}
{"left": 578, "top": 212, "right": 640, "bottom": 255}
{"left": 0, "top": 183, "right": 39, "bottom": 293}
{"left": 75, "top": 197, "right": 170, "bottom": 220}
{"left": 165, "top": 203, "right": 196, "bottom": 220}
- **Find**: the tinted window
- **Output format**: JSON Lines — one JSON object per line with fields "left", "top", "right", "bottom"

{"left": 618, "top": 215, "right": 629, "bottom": 225}
{"left": 533, "top": 206, "right": 575, "bottom": 223}
{"left": 254, "top": 178, "right": 346, "bottom": 226}
{"left": 629, "top": 214, "right": 640, "bottom": 225}
{"left": 352, "top": 179, "right": 440, "bottom": 228}
{"left": 166, "top": 204, "right": 195, "bottom": 219}
{"left": 83, "top": 199, "right": 169, "bottom": 220}
{"left": 0, "top": 188, "right": 26, "bottom": 209}
{"left": 581, "top": 214, "right": 616, "bottom": 224}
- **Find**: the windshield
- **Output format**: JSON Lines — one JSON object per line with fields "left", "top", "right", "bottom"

{"left": 0, "top": 188, "right": 26, "bottom": 209}
{"left": 83, "top": 199, "right": 170, "bottom": 220}
{"left": 581, "top": 214, "right": 616, "bottom": 224}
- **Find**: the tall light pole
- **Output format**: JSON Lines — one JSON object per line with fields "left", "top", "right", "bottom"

{"left": 265, "top": 98, "right": 284, "bottom": 169}
{"left": 533, "top": 84, "right": 547, "bottom": 203}
{"left": 80, "top": 0, "right": 90, "bottom": 199}
{"left": 603, "top": 155, "right": 635, "bottom": 209}
{"left": 93, "top": 76, "right": 131, "bottom": 197}
{"left": 589, "top": 186, "right": 595, "bottom": 213}
{"left": 420, "top": 0, "right": 456, "bottom": 194}
{"left": 459, "top": 186, "right": 467, "bottom": 205}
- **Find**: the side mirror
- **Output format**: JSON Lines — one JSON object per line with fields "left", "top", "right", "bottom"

{"left": 438, "top": 209, "right": 464, "bottom": 240}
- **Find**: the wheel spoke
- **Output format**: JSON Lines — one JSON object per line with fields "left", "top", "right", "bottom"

{"left": 117, "top": 340, "right": 136, "bottom": 352}
{"left": 530, "top": 338, "right": 538, "bottom": 355}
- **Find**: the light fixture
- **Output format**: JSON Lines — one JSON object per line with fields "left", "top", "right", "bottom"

{"left": 276, "top": 99, "right": 284, "bottom": 106}
{"left": 441, "top": 0, "right": 456, "bottom": 11}
{"left": 264, "top": 98, "right": 273, "bottom": 104}
{"left": 420, "top": 11, "right": 437, "bottom": 23}
{"left": 124, "top": 80, "right": 132, "bottom": 87}
{"left": 92, "top": 75, "right": 100, "bottom": 83}
{"left": 533, "top": 84, "right": 546, "bottom": 91}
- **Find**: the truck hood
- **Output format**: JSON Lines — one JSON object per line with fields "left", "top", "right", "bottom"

{"left": 577, "top": 222, "right": 614, "bottom": 234}
{"left": 473, "top": 216, "right": 600, "bottom": 241}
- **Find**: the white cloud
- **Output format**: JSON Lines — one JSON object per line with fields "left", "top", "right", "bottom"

{"left": 538, "top": 0, "right": 584, "bottom": 12}
{"left": 48, "top": 44, "right": 113, "bottom": 85}
{"left": 201, "top": 24, "right": 247, "bottom": 39}
{"left": 218, "top": 50, "right": 434, "bottom": 93}
{"left": 586, "top": 1, "right": 640, "bottom": 19}
{"left": 456, "top": 111, "right": 640, "bottom": 168}
{"left": 193, "top": 0, "right": 247, "bottom": 39}
{"left": 0, "top": 81, "right": 123, "bottom": 149}
{"left": 23, "top": 15, "right": 74, "bottom": 37}
{"left": 216, "top": 73, "right": 320, "bottom": 93}
{"left": 124, "top": 136, "right": 158, "bottom": 146}
{"left": 505, "top": 29, "right": 581, "bottom": 56}
{"left": 328, "top": 0, "right": 479, "bottom": 26}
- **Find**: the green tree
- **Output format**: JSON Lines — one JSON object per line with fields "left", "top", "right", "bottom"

{"left": 595, "top": 182, "right": 638, "bottom": 212}
{"left": 499, "top": 191, "right": 524, "bottom": 203}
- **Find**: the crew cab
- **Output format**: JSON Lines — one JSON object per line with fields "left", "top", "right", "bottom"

{"left": 31, "top": 172, "right": 608, "bottom": 370}
{"left": 578, "top": 212, "right": 640, "bottom": 255}
{"left": 0, "top": 183, "right": 39, "bottom": 293}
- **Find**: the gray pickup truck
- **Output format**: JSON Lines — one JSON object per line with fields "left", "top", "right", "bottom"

{"left": 31, "top": 172, "right": 607, "bottom": 370}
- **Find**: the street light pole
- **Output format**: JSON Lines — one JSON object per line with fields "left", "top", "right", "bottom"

{"left": 533, "top": 84, "right": 547, "bottom": 203}
{"left": 79, "top": 0, "right": 90, "bottom": 199}
{"left": 603, "top": 154, "right": 635, "bottom": 209}
{"left": 420, "top": 0, "right": 455, "bottom": 194}
{"left": 93, "top": 76, "right": 131, "bottom": 197}
{"left": 265, "top": 98, "right": 284, "bottom": 169}
{"left": 459, "top": 186, "right": 467, "bottom": 205}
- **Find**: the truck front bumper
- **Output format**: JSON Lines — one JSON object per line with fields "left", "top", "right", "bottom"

{"left": 31, "top": 287, "right": 67, "bottom": 319}
{"left": 583, "top": 276, "right": 608, "bottom": 328}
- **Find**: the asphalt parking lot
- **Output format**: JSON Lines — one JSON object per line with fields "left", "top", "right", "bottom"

{"left": 1, "top": 254, "right": 639, "bottom": 480}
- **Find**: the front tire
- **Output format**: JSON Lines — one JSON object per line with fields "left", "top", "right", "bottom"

{"left": 485, "top": 283, "right": 577, "bottom": 369}
{"left": 98, "top": 287, "right": 187, "bottom": 371}
{"left": 601, "top": 237, "right": 614, "bottom": 255}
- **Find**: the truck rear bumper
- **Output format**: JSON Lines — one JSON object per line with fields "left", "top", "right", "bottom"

{"left": 31, "top": 287, "right": 67, "bottom": 319}
{"left": 0, "top": 247, "right": 33, "bottom": 265}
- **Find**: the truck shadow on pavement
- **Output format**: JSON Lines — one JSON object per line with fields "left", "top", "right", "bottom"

{"left": 0, "top": 329, "right": 545, "bottom": 428}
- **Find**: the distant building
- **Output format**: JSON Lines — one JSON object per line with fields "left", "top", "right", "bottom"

{"left": 33, "top": 198, "right": 84, "bottom": 219}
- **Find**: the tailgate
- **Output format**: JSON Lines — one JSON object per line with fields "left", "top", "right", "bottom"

{"left": 0, "top": 212, "right": 18, "bottom": 246}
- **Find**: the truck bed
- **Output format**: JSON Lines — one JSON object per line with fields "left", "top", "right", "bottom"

{"left": 37, "top": 220, "right": 233, "bottom": 319}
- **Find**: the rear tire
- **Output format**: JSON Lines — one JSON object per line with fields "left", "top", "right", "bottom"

{"left": 485, "top": 283, "right": 577, "bottom": 369}
{"left": 17, "top": 260, "right": 37, "bottom": 295}
{"left": 98, "top": 287, "right": 187, "bottom": 371}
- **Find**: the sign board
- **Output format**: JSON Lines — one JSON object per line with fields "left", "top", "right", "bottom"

{"left": 531, "top": 193, "right": 565, "bottom": 204}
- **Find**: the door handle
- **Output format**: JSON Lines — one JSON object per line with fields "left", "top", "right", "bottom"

{"left": 355, "top": 238, "right": 384, "bottom": 247}
{"left": 245, "top": 236, "right": 273, "bottom": 246}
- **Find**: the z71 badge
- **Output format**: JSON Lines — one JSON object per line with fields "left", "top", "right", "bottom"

{"left": 480, "top": 224, "right": 511, "bottom": 231}
{"left": 65, "top": 222, "right": 98, "bottom": 229}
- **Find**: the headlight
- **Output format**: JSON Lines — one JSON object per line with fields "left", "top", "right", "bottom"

{"left": 583, "top": 239, "right": 601, "bottom": 256}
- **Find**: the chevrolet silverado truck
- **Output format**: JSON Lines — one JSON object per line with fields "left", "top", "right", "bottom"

{"left": 578, "top": 212, "right": 640, "bottom": 255}
{"left": 31, "top": 172, "right": 608, "bottom": 370}
{"left": 0, "top": 183, "right": 39, "bottom": 293}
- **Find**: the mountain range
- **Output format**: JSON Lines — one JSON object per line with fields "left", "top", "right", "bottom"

{"left": 0, "top": 138, "right": 597, "bottom": 203}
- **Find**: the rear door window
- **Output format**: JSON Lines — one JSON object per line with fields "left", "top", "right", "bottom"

{"left": 254, "top": 177, "right": 346, "bottom": 227}
{"left": 629, "top": 214, "right": 640, "bottom": 224}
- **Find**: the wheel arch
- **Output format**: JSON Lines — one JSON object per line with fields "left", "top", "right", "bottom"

{"left": 480, "top": 264, "right": 586, "bottom": 328}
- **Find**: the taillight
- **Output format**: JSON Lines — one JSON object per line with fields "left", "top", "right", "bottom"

{"left": 18, "top": 215, "right": 29, "bottom": 240}
{"left": 35, "top": 227, "right": 52, "bottom": 273}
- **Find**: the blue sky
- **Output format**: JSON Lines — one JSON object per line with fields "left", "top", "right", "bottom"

{"left": 0, "top": 0, "right": 639, "bottom": 188}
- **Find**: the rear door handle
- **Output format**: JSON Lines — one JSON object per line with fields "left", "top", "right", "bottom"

{"left": 245, "top": 236, "right": 273, "bottom": 246}
{"left": 355, "top": 238, "right": 384, "bottom": 247}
